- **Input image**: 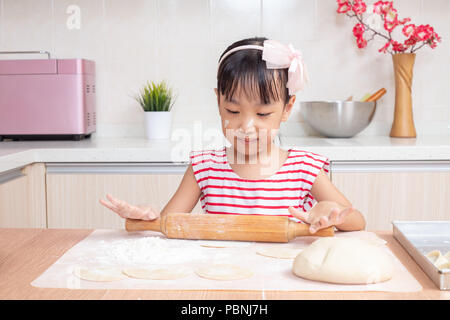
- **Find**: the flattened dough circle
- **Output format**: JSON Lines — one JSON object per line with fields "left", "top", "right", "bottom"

{"left": 122, "top": 266, "right": 191, "bottom": 280}
{"left": 256, "top": 247, "right": 303, "bottom": 259}
{"left": 73, "top": 267, "right": 126, "bottom": 282}
{"left": 195, "top": 264, "right": 253, "bottom": 281}
{"left": 198, "top": 240, "right": 250, "bottom": 248}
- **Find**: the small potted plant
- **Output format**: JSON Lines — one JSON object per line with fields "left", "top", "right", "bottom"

{"left": 134, "top": 80, "right": 177, "bottom": 140}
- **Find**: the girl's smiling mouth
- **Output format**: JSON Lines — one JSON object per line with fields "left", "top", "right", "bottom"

{"left": 237, "top": 136, "right": 258, "bottom": 143}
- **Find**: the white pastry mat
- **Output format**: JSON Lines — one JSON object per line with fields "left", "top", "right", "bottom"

{"left": 31, "top": 230, "right": 422, "bottom": 292}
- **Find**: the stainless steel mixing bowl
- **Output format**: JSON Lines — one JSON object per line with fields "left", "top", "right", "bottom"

{"left": 299, "top": 101, "right": 377, "bottom": 138}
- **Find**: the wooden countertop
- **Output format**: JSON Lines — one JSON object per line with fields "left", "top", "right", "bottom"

{"left": 0, "top": 228, "right": 449, "bottom": 300}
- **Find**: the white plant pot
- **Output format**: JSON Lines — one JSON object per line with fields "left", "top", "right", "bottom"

{"left": 144, "top": 111, "right": 172, "bottom": 140}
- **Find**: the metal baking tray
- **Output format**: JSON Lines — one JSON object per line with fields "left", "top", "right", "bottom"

{"left": 392, "top": 221, "right": 450, "bottom": 290}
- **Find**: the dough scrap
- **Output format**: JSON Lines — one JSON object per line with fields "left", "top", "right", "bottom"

{"left": 122, "top": 266, "right": 191, "bottom": 280}
{"left": 292, "top": 237, "right": 394, "bottom": 285}
{"left": 445, "top": 252, "right": 450, "bottom": 261}
{"left": 195, "top": 264, "right": 253, "bottom": 281}
{"left": 73, "top": 267, "right": 126, "bottom": 282}
{"left": 256, "top": 246, "right": 303, "bottom": 259}
{"left": 425, "top": 250, "right": 450, "bottom": 270}
{"left": 438, "top": 262, "right": 450, "bottom": 270}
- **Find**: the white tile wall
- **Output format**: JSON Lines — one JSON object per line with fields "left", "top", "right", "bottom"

{"left": 2, "top": 0, "right": 53, "bottom": 52}
{"left": 0, "top": 1, "right": 3, "bottom": 49}
{"left": 0, "top": 0, "right": 449, "bottom": 137}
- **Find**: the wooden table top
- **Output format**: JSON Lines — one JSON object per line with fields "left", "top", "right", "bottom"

{"left": 0, "top": 228, "right": 449, "bottom": 300}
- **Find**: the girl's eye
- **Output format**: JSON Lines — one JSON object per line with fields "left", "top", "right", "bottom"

{"left": 225, "top": 110, "right": 272, "bottom": 117}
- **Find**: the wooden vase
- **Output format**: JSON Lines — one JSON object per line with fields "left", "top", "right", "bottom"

{"left": 390, "top": 53, "right": 417, "bottom": 138}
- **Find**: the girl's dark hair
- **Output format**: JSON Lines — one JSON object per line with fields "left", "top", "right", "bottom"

{"left": 217, "top": 36, "right": 291, "bottom": 106}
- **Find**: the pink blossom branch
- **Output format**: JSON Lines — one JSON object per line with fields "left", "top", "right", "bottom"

{"left": 346, "top": 10, "right": 394, "bottom": 54}
{"left": 411, "top": 42, "right": 427, "bottom": 53}
{"left": 339, "top": 0, "right": 440, "bottom": 55}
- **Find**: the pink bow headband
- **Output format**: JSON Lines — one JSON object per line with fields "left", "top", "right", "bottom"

{"left": 217, "top": 40, "right": 309, "bottom": 95}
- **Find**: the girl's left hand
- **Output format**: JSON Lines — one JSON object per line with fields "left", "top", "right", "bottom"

{"left": 288, "top": 202, "right": 356, "bottom": 234}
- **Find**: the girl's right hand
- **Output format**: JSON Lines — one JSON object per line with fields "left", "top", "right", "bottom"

{"left": 99, "top": 193, "right": 160, "bottom": 220}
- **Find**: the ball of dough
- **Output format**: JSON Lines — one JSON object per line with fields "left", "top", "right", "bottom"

{"left": 292, "top": 237, "right": 394, "bottom": 284}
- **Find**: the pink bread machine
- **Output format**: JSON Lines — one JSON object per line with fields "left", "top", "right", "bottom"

{"left": 0, "top": 51, "right": 96, "bottom": 141}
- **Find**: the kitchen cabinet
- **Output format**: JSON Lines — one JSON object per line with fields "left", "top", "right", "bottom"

{"left": 330, "top": 161, "right": 450, "bottom": 231}
{"left": 4, "top": 159, "right": 450, "bottom": 230}
{"left": 0, "top": 163, "right": 47, "bottom": 228}
{"left": 45, "top": 163, "right": 202, "bottom": 229}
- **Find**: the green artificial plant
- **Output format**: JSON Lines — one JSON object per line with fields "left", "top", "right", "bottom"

{"left": 135, "top": 80, "right": 176, "bottom": 112}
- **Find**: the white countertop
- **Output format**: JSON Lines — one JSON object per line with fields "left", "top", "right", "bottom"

{"left": 1, "top": 135, "right": 450, "bottom": 174}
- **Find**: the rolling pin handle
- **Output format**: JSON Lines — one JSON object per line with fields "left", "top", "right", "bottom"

{"left": 288, "top": 221, "right": 335, "bottom": 239}
{"left": 312, "top": 226, "right": 335, "bottom": 237}
{"left": 125, "top": 218, "right": 162, "bottom": 232}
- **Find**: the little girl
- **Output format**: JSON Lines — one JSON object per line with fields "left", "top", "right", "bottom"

{"left": 100, "top": 37, "right": 366, "bottom": 234}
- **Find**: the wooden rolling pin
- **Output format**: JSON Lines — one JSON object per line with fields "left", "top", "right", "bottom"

{"left": 125, "top": 212, "right": 334, "bottom": 243}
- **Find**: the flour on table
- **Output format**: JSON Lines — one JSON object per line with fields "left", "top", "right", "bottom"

{"left": 195, "top": 264, "right": 254, "bottom": 281}
{"left": 84, "top": 236, "right": 206, "bottom": 267}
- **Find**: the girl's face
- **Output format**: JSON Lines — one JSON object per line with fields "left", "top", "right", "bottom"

{"left": 214, "top": 87, "right": 295, "bottom": 160}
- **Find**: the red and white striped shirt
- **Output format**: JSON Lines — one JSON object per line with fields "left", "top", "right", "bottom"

{"left": 189, "top": 146, "right": 330, "bottom": 222}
